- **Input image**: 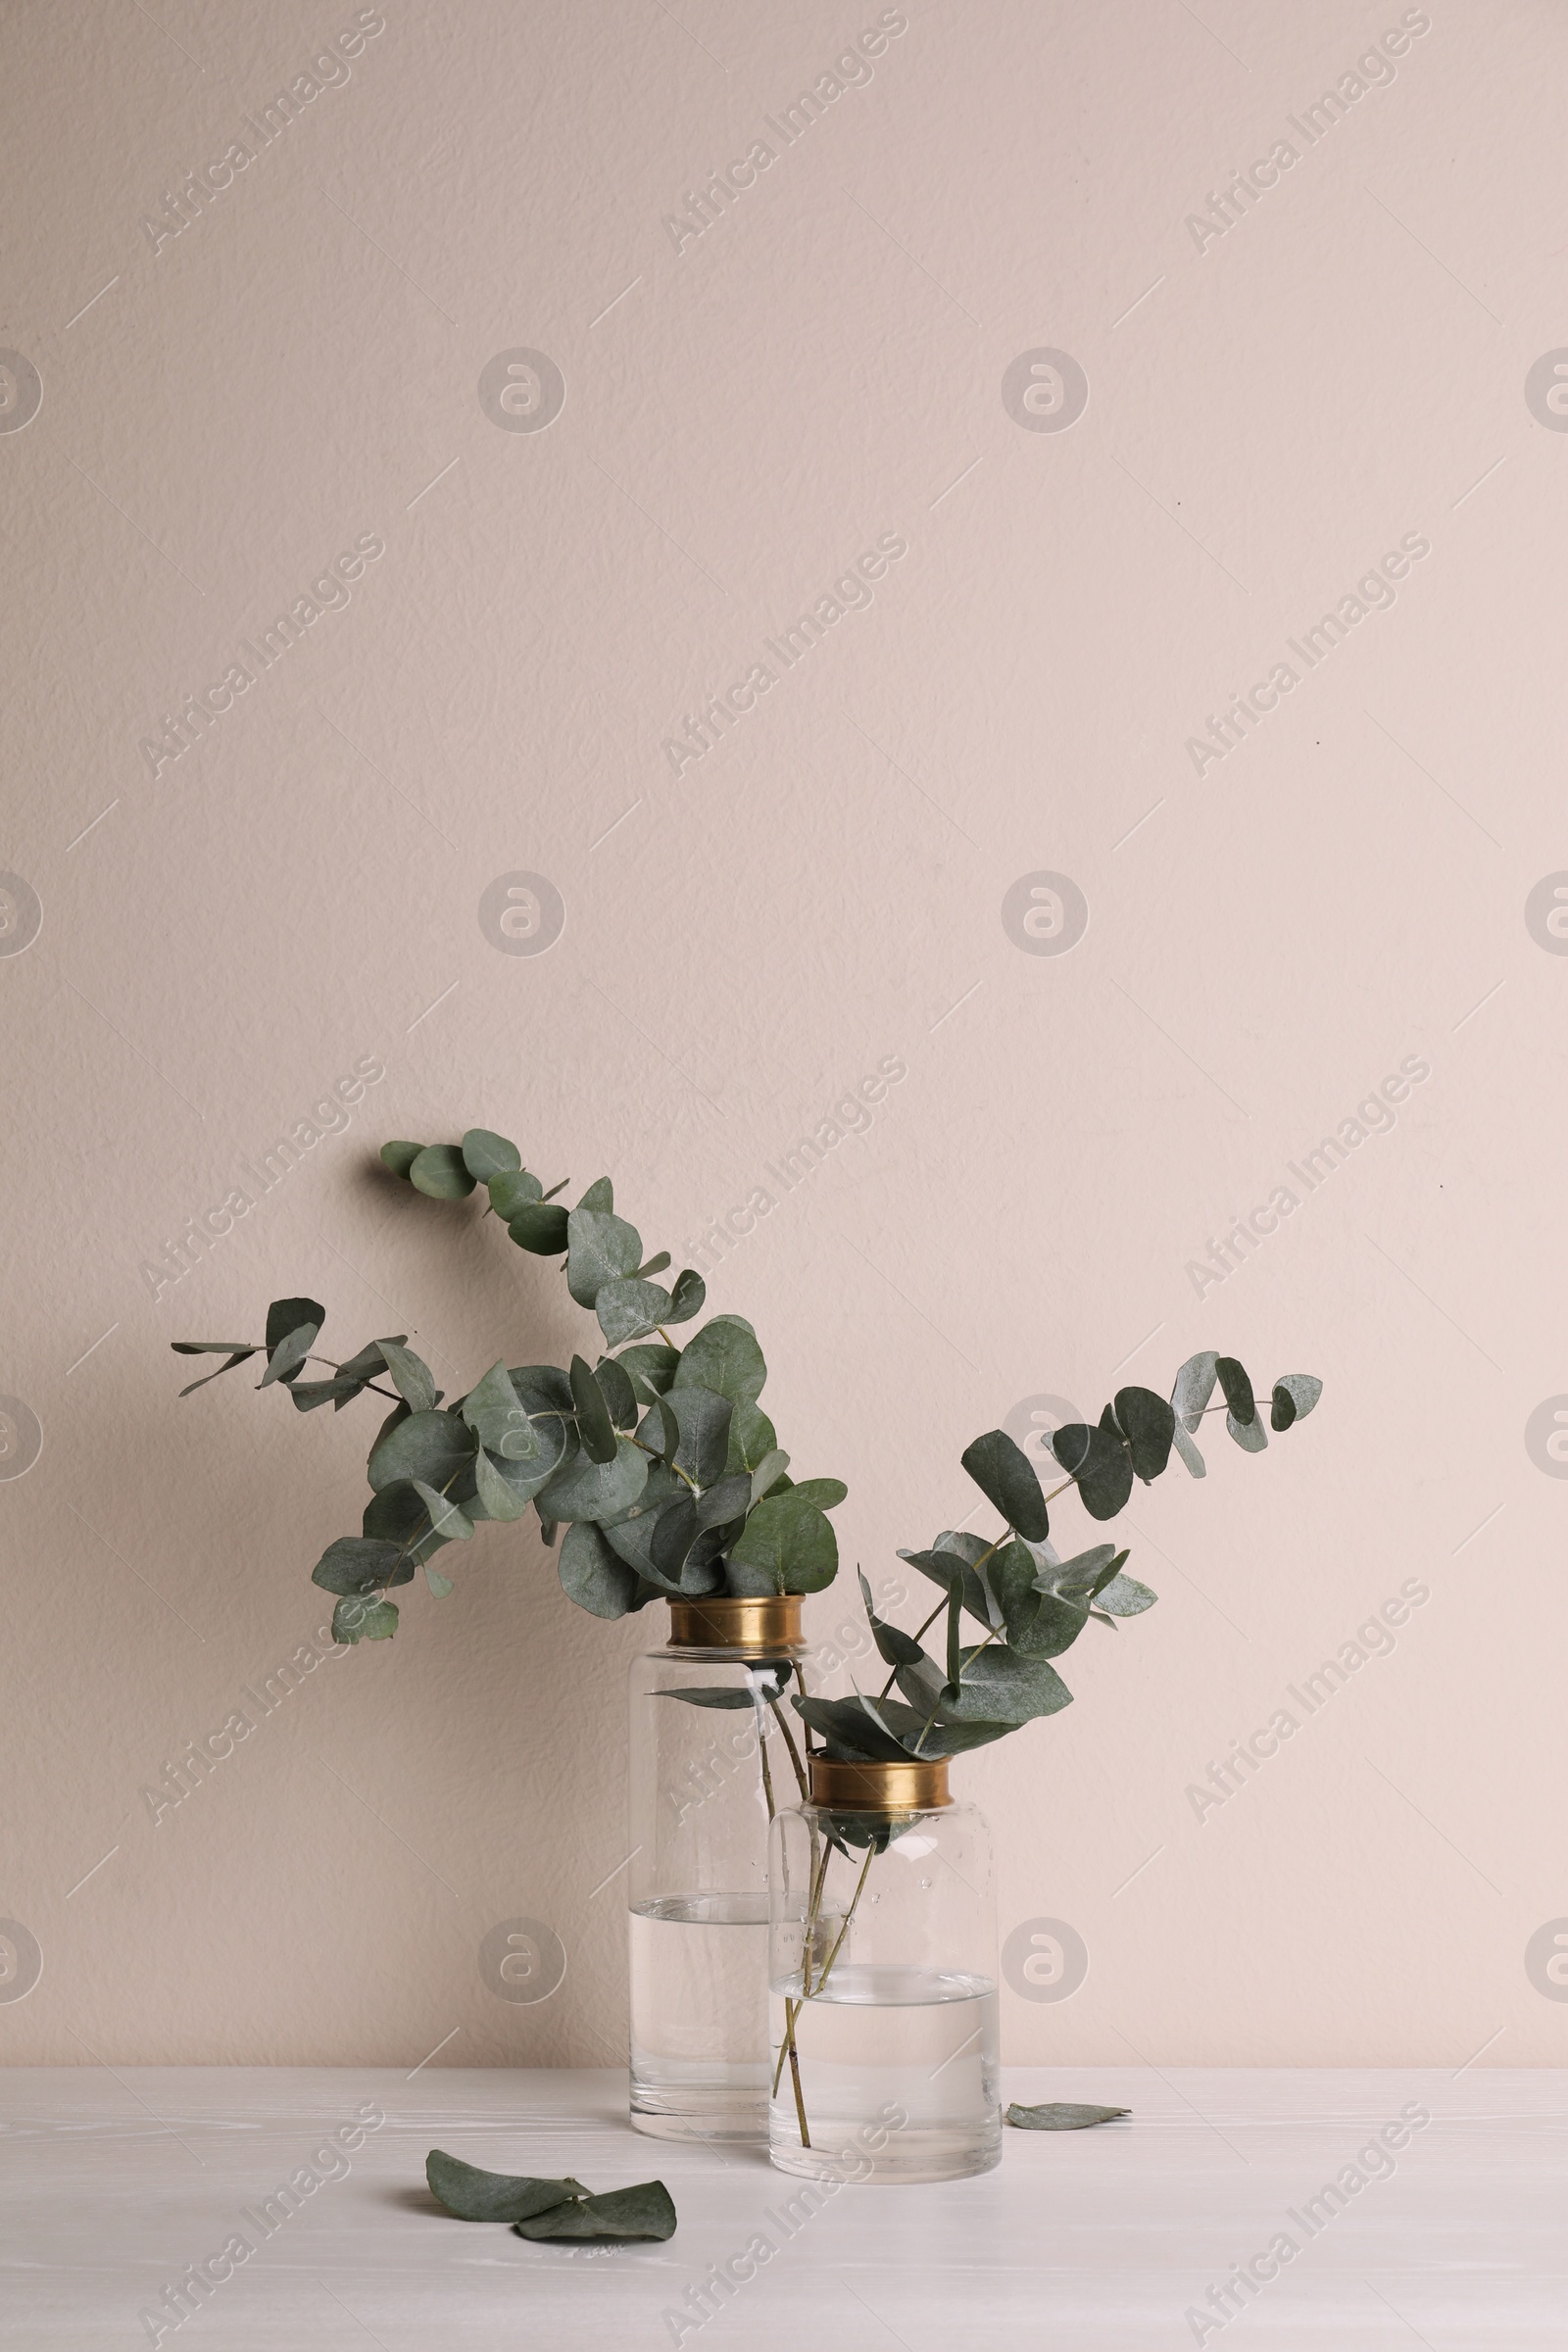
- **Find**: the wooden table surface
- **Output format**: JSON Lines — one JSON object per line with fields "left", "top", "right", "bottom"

{"left": 4, "top": 2067, "right": 1562, "bottom": 2348}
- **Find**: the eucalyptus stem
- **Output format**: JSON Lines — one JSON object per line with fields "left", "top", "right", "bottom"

{"left": 768, "top": 1696, "right": 809, "bottom": 1802}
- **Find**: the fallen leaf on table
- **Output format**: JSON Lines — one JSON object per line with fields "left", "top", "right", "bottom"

{"left": 1004, "top": 2102, "right": 1130, "bottom": 2131}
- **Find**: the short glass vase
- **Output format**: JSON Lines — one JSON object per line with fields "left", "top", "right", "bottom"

{"left": 627, "top": 1595, "right": 814, "bottom": 2142}
{"left": 767, "top": 1755, "right": 1002, "bottom": 2183}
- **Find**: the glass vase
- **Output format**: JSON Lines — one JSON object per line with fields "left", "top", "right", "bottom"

{"left": 767, "top": 1756, "right": 1002, "bottom": 2182}
{"left": 627, "top": 1595, "right": 813, "bottom": 2141}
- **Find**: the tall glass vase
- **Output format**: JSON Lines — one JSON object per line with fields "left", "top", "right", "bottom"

{"left": 627, "top": 1595, "right": 812, "bottom": 2141}
{"left": 767, "top": 1756, "right": 1002, "bottom": 2182}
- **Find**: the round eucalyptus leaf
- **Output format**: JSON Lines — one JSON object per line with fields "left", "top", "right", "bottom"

{"left": 559, "top": 1521, "right": 641, "bottom": 1618}
{"left": 462, "top": 1128, "right": 521, "bottom": 1180}
{"left": 379, "top": 1141, "right": 422, "bottom": 1180}
{"left": 368, "top": 1408, "right": 476, "bottom": 1494}
{"left": 510, "top": 1202, "right": 569, "bottom": 1254}
{"left": 489, "top": 1169, "right": 543, "bottom": 1219}
{"left": 410, "top": 1144, "right": 476, "bottom": 1200}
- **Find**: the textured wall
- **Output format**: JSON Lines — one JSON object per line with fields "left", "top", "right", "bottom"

{"left": 3, "top": 0, "right": 1563, "bottom": 2071}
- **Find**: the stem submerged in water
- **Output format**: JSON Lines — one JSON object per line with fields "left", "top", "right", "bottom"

{"left": 774, "top": 1837, "right": 877, "bottom": 2149}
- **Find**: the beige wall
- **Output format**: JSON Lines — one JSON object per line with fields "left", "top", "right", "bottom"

{"left": 3, "top": 0, "right": 1564, "bottom": 2069}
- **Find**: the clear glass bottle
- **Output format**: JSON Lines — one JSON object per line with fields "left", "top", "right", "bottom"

{"left": 627, "top": 1595, "right": 813, "bottom": 2141}
{"left": 767, "top": 1757, "right": 1002, "bottom": 2183}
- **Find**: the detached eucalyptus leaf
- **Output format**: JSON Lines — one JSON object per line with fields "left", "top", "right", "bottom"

{"left": 514, "top": 2180, "right": 676, "bottom": 2242}
{"left": 461, "top": 1128, "right": 520, "bottom": 1181}
{"left": 379, "top": 1141, "right": 422, "bottom": 1180}
{"left": 425, "top": 2150, "right": 587, "bottom": 2225}
{"left": 1005, "top": 2102, "right": 1129, "bottom": 2131}
{"left": 410, "top": 1145, "right": 476, "bottom": 1200}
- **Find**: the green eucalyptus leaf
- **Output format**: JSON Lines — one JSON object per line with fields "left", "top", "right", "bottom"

{"left": 510, "top": 1202, "right": 570, "bottom": 1255}
{"left": 259, "top": 1318, "right": 320, "bottom": 1389}
{"left": 665, "top": 1268, "right": 706, "bottom": 1325}
{"left": 410, "top": 1145, "right": 476, "bottom": 1200}
{"left": 1005, "top": 2103, "right": 1129, "bottom": 2131}
{"left": 424, "top": 1564, "right": 455, "bottom": 1597}
{"left": 514, "top": 2180, "right": 676, "bottom": 2242}
{"left": 566, "top": 1208, "right": 643, "bottom": 1307}
{"left": 461, "top": 1361, "right": 541, "bottom": 1460}
{"left": 1228, "top": 1410, "right": 1268, "bottom": 1453}
{"left": 793, "top": 1693, "right": 930, "bottom": 1763}
{"left": 335, "top": 1594, "right": 398, "bottom": 1643}
{"left": 618, "top": 1345, "right": 679, "bottom": 1403}
{"left": 378, "top": 1340, "right": 438, "bottom": 1413}
{"left": 667, "top": 1386, "right": 732, "bottom": 1488}
{"left": 461, "top": 1128, "right": 520, "bottom": 1180}
{"left": 787, "top": 1477, "right": 847, "bottom": 1511}
{"left": 695, "top": 1474, "right": 751, "bottom": 1531}
{"left": 171, "top": 1339, "right": 257, "bottom": 1354}
{"left": 537, "top": 1435, "right": 649, "bottom": 1525}
{"left": 724, "top": 1399, "right": 778, "bottom": 1477}
{"left": 569, "top": 1354, "right": 617, "bottom": 1465}
{"left": 990, "top": 1540, "right": 1090, "bottom": 1658}
{"left": 898, "top": 1546, "right": 995, "bottom": 1631}
{"left": 368, "top": 1408, "right": 476, "bottom": 1494}
{"left": 1271, "top": 1373, "right": 1322, "bottom": 1431}
{"left": 672, "top": 1315, "right": 766, "bottom": 1406}
{"left": 1170, "top": 1420, "right": 1206, "bottom": 1478}
{"left": 577, "top": 1177, "right": 613, "bottom": 1212}
{"left": 947, "top": 1645, "right": 1073, "bottom": 1725}
{"left": 1215, "top": 1356, "right": 1256, "bottom": 1427}
{"left": 595, "top": 1277, "right": 673, "bottom": 1348}
{"left": 473, "top": 1446, "right": 529, "bottom": 1521}
{"left": 1170, "top": 1350, "right": 1219, "bottom": 1433}
{"left": 1111, "top": 1386, "right": 1176, "bottom": 1481}
{"left": 959, "top": 1429, "right": 1051, "bottom": 1541}
{"left": 412, "top": 1478, "right": 474, "bottom": 1542}
{"left": 1051, "top": 1420, "right": 1134, "bottom": 1521}
{"left": 594, "top": 1355, "right": 638, "bottom": 1430}
{"left": 175, "top": 1347, "right": 259, "bottom": 1396}
{"left": 559, "top": 1521, "right": 642, "bottom": 1618}
{"left": 507, "top": 1365, "right": 575, "bottom": 1421}
{"left": 425, "top": 2150, "right": 587, "bottom": 2225}
{"left": 750, "top": 1447, "right": 790, "bottom": 1504}
{"left": 311, "top": 1537, "right": 404, "bottom": 1595}
{"left": 379, "top": 1141, "right": 422, "bottom": 1180}
{"left": 1093, "top": 1570, "right": 1158, "bottom": 1615}
{"left": 488, "top": 1169, "right": 543, "bottom": 1219}
{"left": 727, "top": 1491, "right": 837, "bottom": 1593}
{"left": 634, "top": 1251, "right": 671, "bottom": 1280}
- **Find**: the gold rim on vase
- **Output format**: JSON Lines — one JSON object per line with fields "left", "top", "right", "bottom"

{"left": 666, "top": 1594, "right": 804, "bottom": 1652}
{"left": 807, "top": 1756, "right": 952, "bottom": 1812}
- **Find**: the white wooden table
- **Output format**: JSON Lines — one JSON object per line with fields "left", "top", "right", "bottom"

{"left": 4, "top": 2068, "right": 1562, "bottom": 2347}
